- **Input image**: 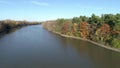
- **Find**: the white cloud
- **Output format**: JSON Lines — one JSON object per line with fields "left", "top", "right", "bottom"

{"left": 30, "top": 1, "right": 49, "bottom": 6}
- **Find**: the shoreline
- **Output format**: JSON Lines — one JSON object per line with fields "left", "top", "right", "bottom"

{"left": 0, "top": 24, "right": 40, "bottom": 34}
{"left": 52, "top": 31, "right": 120, "bottom": 53}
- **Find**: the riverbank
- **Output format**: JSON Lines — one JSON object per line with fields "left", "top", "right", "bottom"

{"left": 52, "top": 31, "right": 120, "bottom": 53}
{"left": 0, "top": 20, "right": 41, "bottom": 33}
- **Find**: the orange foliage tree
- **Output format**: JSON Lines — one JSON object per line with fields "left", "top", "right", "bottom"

{"left": 80, "top": 22, "right": 90, "bottom": 38}
{"left": 72, "top": 23, "right": 78, "bottom": 33}
{"left": 95, "top": 24, "right": 111, "bottom": 42}
{"left": 61, "top": 22, "right": 70, "bottom": 34}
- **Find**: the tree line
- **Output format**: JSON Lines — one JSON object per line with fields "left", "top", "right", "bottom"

{"left": 43, "top": 13, "right": 120, "bottom": 48}
{"left": 0, "top": 20, "right": 41, "bottom": 33}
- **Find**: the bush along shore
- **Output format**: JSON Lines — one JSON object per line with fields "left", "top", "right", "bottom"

{"left": 0, "top": 20, "right": 41, "bottom": 33}
{"left": 42, "top": 13, "right": 120, "bottom": 52}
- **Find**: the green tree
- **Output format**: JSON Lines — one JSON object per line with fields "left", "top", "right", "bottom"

{"left": 88, "top": 14, "right": 100, "bottom": 24}
{"left": 102, "top": 14, "right": 115, "bottom": 29}
{"left": 72, "top": 17, "right": 81, "bottom": 24}
{"left": 79, "top": 16, "right": 88, "bottom": 22}
{"left": 114, "top": 14, "right": 120, "bottom": 31}
{"left": 56, "top": 18, "right": 67, "bottom": 32}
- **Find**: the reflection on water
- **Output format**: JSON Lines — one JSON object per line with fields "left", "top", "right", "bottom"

{"left": 0, "top": 25, "right": 119, "bottom": 68}
{"left": 56, "top": 35, "right": 120, "bottom": 68}
{"left": 0, "top": 27, "right": 22, "bottom": 38}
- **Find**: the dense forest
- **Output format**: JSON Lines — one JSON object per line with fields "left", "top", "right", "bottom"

{"left": 43, "top": 14, "right": 120, "bottom": 48}
{"left": 0, "top": 20, "right": 40, "bottom": 33}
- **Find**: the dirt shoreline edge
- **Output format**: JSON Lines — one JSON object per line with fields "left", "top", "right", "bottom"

{"left": 52, "top": 31, "right": 120, "bottom": 53}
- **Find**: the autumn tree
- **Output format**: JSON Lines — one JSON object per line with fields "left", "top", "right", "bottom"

{"left": 61, "top": 21, "right": 70, "bottom": 34}
{"left": 51, "top": 13, "right": 120, "bottom": 48}
{"left": 95, "top": 24, "right": 111, "bottom": 43}
{"left": 72, "top": 23, "right": 78, "bottom": 33}
{"left": 56, "top": 18, "right": 67, "bottom": 32}
{"left": 80, "top": 22, "right": 90, "bottom": 38}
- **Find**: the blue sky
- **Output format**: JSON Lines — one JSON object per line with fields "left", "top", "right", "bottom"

{"left": 0, "top": 0, "right": 120, "bottom": 21}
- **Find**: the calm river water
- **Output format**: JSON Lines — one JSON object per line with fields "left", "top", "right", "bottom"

{"left": 0, "top": 25, "right": 120, "bottom": 68}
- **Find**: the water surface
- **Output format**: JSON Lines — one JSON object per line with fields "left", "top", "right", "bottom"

{"left": 0, "top": 25, "right": 120, "bottom": 68}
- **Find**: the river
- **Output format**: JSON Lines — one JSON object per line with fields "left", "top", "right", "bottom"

{"left": 0, "top": 25, "right": 120, "bottom": 68}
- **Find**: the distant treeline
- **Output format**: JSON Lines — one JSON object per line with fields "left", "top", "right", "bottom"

{"left": 43, "top": 13, "right": 120, "bottom": 48}
{"left": 0, "top": 20, "right": 41, "bottom": 33}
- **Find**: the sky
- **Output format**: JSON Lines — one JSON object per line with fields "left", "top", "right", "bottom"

{"left": 0, "top": 0, "right": 120, "bottom": 21}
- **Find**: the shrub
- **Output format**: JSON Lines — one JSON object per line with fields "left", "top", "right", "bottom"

{"left": 111, "top": 38, "right": 120, "bottom": 48}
